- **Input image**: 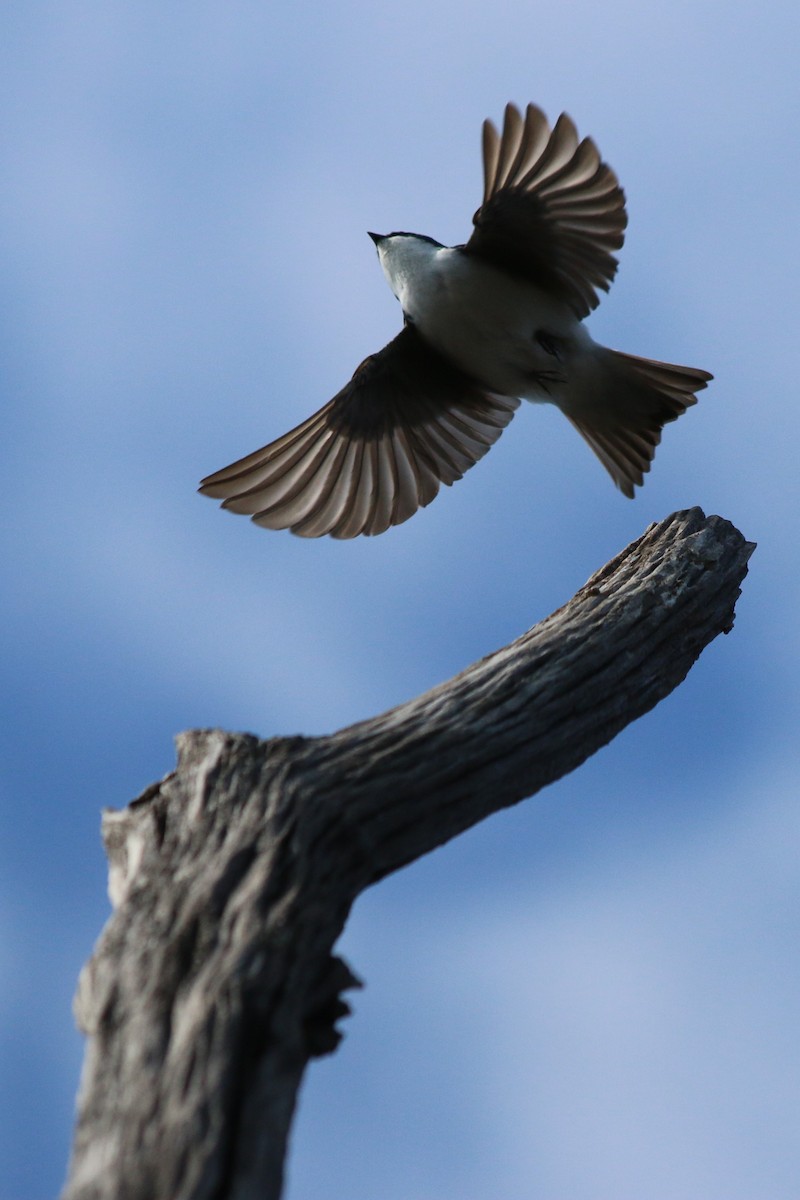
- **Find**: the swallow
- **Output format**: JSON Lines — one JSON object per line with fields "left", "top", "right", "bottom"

{"left": 200, "top": 103, "right": 711, "bottom": 538}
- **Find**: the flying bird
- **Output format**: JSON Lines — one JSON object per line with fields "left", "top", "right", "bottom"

{"left": 200, "top": 103, "right": 711, "bottom": 538}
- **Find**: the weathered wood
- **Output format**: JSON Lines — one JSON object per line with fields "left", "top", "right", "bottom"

{"left": 63, "top": 508, "right": 754, "bottom": 1200}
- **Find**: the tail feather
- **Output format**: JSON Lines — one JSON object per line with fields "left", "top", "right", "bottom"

{"left": 565, "top": 349, "right": 712, "bottom": 497}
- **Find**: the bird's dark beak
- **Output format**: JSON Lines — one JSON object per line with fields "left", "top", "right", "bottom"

{"left": 367, "top": 231, "right": 384, "bottom": 246}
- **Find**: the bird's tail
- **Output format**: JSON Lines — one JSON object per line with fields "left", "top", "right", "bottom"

{"left": 564, "top": 349, "right": 712, "bottom": 497}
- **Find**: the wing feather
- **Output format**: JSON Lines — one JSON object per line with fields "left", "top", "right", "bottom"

{"left": 200, "top": 326, "right": 520, "bottom": 538}
{"left": 467, "top": 103, "right": 627, "bottom": 317}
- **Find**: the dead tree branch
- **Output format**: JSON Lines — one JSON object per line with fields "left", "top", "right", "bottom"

{"left": 63, "top": 507, "right": 754, "bottom": 1200}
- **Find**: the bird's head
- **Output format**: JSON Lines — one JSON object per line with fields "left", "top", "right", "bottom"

{"left": 367, "top": 231, "right": 442, "bottom": 303}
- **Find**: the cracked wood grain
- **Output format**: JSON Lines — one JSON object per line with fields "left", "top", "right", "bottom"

{"left": 63, "top": 507, "right": 754, "bottom": 1200}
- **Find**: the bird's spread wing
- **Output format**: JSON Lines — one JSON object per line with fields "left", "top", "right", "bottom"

{"left": 466, "top": 103, "right": 627, "bottom": 318}
{"left": 199, "top": 326, "right": 520, "bottom": 538}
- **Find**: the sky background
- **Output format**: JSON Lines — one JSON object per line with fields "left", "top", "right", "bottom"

{"left": 2, "top": 3, "right": 799, "bottom": 1198}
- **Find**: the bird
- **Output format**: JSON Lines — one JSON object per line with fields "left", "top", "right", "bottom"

{"left": 199, "top": 103, "right": 711, "bottom": 538}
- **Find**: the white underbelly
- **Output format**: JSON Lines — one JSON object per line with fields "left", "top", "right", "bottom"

{"left": 399, "top": 247, "right": 584, "bottom": 400}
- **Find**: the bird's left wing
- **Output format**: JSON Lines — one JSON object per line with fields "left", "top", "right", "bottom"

{"left": 199, "top": 326, "right": 519, "bottom": 538}
{"left": 466, "top": 103, "right": 627, "bottom": 319}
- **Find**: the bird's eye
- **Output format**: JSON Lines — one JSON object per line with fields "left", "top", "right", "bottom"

{"left": 536, "top": 331, "right": 563, "bottom": 360}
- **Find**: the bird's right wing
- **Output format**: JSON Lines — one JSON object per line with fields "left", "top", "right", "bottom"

{"left": 466, "top": 103, "right": 627, "bottom": 319}
{"left": 199, "top": 326, "right": 519, "bottom": 538}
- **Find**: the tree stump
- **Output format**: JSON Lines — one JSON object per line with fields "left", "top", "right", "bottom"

{"left": 63, "top": 508, "right": 754, "bottom": 1200}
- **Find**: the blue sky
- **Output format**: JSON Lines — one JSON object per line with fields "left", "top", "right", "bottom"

{"left": 2, "top": 3, "right": 799, "bottom": 1197}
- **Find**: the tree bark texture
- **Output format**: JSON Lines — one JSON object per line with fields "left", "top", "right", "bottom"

{"left": 64, "top": 508, "right": 754, "bottom": 1200}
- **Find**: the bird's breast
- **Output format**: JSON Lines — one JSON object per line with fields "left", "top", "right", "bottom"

{"left": 397, "top": 247, "right": 583, "bottom": 400}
